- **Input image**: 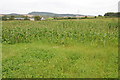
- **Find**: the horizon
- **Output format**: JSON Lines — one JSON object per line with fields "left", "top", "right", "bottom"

{"left": 0, "top": 0, "right": 119, "bottom": 16}
{"left": 0, "top": 11, "right": 119, "bottom": 16}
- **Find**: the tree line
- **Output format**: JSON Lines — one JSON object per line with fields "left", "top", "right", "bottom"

{"left": 104, "top": 12, "right": 120, "bottom": 17}
{"left": 1, "top": 12, "right": 119, "bottom": 21}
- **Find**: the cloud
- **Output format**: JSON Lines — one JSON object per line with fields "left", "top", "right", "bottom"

{"left": 0, "top": 0, "right": 119, "bottom": 15}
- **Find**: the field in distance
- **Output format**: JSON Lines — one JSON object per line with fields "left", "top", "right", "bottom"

{"left": 2, "top": 18, "right": 118, "bottom": 78}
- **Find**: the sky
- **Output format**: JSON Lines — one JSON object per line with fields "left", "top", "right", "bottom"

{"left": 0, "top": 0, "right": 119, "bottom": 16}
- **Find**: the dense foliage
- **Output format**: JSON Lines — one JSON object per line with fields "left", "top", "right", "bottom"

{"left": 104, "top": 12, "right": 120, "bottom": 17}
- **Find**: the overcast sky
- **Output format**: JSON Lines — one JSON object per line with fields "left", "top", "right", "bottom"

{"left": 0, "top": 0, "right": 119, "bottom": 16}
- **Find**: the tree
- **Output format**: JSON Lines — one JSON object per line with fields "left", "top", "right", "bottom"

{"left": 104, "top": 12, "right": 120, "bottom": 17}
{"left": 98, "top": 15, "right": 102, "bottom": 17}
{"left": 2, "top": 15, "right": 7, "bottom": 21}
{"left": 34, "top": 16, "right": 41, "bottom": 21}
{"left": 85, "top": 16, "right": 87, "bottom": 18}
{"left": 24, "top": 16, "right": 29, "bottom": 20}
{"left": 9, "top": 16, "right": 15, "bottom": 20}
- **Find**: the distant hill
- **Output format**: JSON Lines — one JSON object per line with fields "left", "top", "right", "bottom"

{"left": 28, "top": 12, "right": 55, "bottom": 16}
{"left": 28, "top": 12, "right": 85, "bottom": 17}
{"left": 1, "top": 12, "right": 93, "bottom": 17}
{"left": 7, "top": 13, "right": 21, "bottom": 16}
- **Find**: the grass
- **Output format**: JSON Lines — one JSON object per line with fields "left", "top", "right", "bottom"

{"left": 2, "top": 18, "right": 118, "bottom": 78}
{"left": 2, "top": 41, "right": 118, "bottom": 78}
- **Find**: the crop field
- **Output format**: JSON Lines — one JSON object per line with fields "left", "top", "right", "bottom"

{"left": 2, "top": 18, "right": 118, "bottom": 78}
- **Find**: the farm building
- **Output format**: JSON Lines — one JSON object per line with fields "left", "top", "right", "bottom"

{"left": 6, "top": 18, "right": 9, "bottom": 19}
{"left": 29, "top": 17, "right": 46, "bottom": 21}
{"left": 29, "top": 18, "right": 35, "bottom": 21}
{"left": 41, "top": 17, "right": 46, "bottom": 20}
{"left": 14, "top": 18, "right": 25, "bottom": 20}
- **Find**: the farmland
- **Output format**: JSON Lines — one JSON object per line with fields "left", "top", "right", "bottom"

{"left": 2, "top": 18, "right": 118, "bottom": 78}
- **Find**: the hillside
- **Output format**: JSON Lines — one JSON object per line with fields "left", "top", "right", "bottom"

{"left": 28, "top": 12, "right": 85, "bottom": 17}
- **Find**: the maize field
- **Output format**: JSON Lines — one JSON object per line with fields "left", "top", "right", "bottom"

{"left": 2, "top": 18, "right": 118, "bottom": 78}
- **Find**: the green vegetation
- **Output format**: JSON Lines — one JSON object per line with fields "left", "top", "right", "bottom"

{"left": 34, "top": 16, "right": 41, "bottom": 21}
{"left": 104, "top": 12, "right": 120, "bottom": 17}
{"left": 2, "top": 18, "right": 118, "bottom": 78}
{"left": 2, "top": 15, "right": 8, "bottom": 21}
{"left": 9, "top": 16, "right": 15, "bottom": 20}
